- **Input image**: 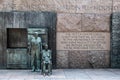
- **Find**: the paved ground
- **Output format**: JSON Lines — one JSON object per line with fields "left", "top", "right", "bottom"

{"left": 0, "top": 69, "right": 120, "bottom": 80}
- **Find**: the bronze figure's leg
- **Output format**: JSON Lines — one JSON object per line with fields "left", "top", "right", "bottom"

{"left": 41, "top": 62, "right": 43, "bottom": 74}
{"left": 36, "top": 50, "right": 40, "bottom": 72}
{"left": 48, "top": 62, "right": 52, "bottom": 75}
{"left": 31, "top": 51, "right": 35, "bottom": 72}
{"left": 43, "top": 62, "right": 46, "bottom": 75}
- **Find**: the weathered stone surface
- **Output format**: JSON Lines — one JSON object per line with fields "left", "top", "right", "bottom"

{"left": 68, "top": 51, "right": 91, "bottom": 68}
{"left": 0, "top": 29, "right": 7, "bottom": 68}
{"left": 0, "top": 0, "right": 13, "bottom": 11}
{"left": 57, "top": 13, "right": 82, "bottom": 32}
{"left": 14, "top": 0, "right": 56, "bottom": 11}
{"left": 93, "top": 14, "right": 110, "bottom": 32}
{"left": 87, "top": 51, "right": 110, "bottom": 68}
{"left": 13, "top": 0, "right": 112, "bottom": 13}
{"left": 81, "top": 14, "right": 95, "bottom": 31}
{"left": 57, "top": 51, "right": 68, "bottom": 68}
{"left": 68, "top": 51, "right": 109, "bottom": 68}
{"left": 4, "top": 12, "right": 14, "bottom": 28}
{"left": 81, "top": 14, "right": 110, "bottom": 32}
{"left": 113, "top": 0, "right": 120, "bottom": 12}
{"left": 57, "top": 50, "right": 110, "bottom": 68}
{"left": 54, "top": 0, "right": 76, "bottom": 13}
{"left": 0, "top": 12, "right": 4, "bottom": 29}
{"left": 111, "top": 12, "right": 120, "bottom": 68}
{"left": 0, "top": 29, "right": 3, "bottom": 54}
{"left": 76, "top": 0, "right": 112, "bottom": 13}
{"left": 14, "top": 0, "right": 76, "bottom": 12}
{"left": 57, "top": 32, "right": 110, "bottom": 50}
{"left": 13, "top": 12, "right": 26, "bottom": 28}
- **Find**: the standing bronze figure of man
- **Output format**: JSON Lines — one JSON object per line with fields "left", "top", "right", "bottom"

{"left": 30, "top": 32, "right": 42, "bottom": 72}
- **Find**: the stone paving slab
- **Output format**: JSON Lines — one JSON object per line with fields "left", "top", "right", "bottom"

{"left": 0, "top": 69, "right": 119, "bottom": 80}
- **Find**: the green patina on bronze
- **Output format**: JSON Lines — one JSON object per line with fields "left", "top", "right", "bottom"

{"left": 41, "top": 44, "right": 52, "bottom": 75}
{"left": 28, "top": 28, "right": 48, "bottom": 72}
{"left": 28, "top": 28, "right": 52, "bottom": 74}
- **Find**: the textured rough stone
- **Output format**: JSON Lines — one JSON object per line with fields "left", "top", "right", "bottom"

{"left": 57, "top": 13, "right": 82, "bottom": 32}
{"left": 54, "top": 0, "right": 76, "bottom": 13}
{"left": 93, "top": 14, "right": 110, "bottom": 32}
{"left": 57, "top": 50, "right": 110, "bottom": 68}
{"left": 13, "top": 0, "right": 112, "bottom": 13}
{"left": 76, "top": 0, "right": 112, "bottom": 13}
{"left": 0, "top": 29, "right": 3, "bottom": 53}
{"left": 113, "top": 0, "right": 120, "bottom": 12}
{"left": 82, "top": 14, "right": 110, "bottom": 32}
{"left": 0, "top": 13, "right": 4, "bottom": 29}
{"left": 14, "top": 0, "right": 34, "bottom": 11}
{"left": 14, "top": 0, "right": 56, "bottom": 11}
{"left": 14, "top": 0, "right": 76, "bottom": 12}
{"left": 87, "top": 51, "right": 110, "bottom": 68}
{"left": 57, "top": 51, "right": 68, "bottom": 68}
{"left": 68, "top": 50, "right": 110, "bottom": 68}
{"left": 0, "top": 0, "right": 13, "bottom": 11}
{"left": 81, "top": 14, "right": 94, "bottom": 31}
{"left": 68, "top": 51, "right": 91, "bottom": 68}
{"left": 111, "top": 12, "right": 120, "bottom": 68}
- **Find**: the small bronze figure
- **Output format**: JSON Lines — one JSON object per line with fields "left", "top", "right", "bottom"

{"left": 30, "top": 32, "right": 42, "bottom": 72}
{"left": 41, "top": 44, "right": 52, "bottom": 75}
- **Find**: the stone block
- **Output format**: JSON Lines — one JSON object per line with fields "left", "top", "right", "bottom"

{"left": 14, "top": 0, "right": 76, "bottom": 12}
{"left": 0, "top": 12, "right": 5, "bottom": 29}
{"left": 68, "top": 50, "right": 110, "bottom": 68}
{"left": 81, "top": 14, "right": 94, "bottom": 31}
{"left": 24, "top": 12, "right": 56, "bottom": 27}
{"left": 81, "top": 14, "right": 110, "bottom": 32}
{"left": 87, "top": 51, "right": 110, "bottom": 68}
{"left": 54, "top": 0, "right": 76, "bottom": 13}
{"left": 68, "top": 51, "right": 90, "bottom": 68}
{"left": 111, "top": 50, "right": 120, "bottom": 68}
{"left": 14, "top": 0, "right": 56, "bottom": 11}
{"left": 13, "top": 0, "right": 113, "bottom": 13}
{"left": 13, "top": 0, "right": 30, "bottom": 10}
{"left": 113, "top": 0, "right": 120, "bottom": 12}
{"left": 0, "top": 0, "right": 13, "bottom": 11}
{"left": 56, "top": 50, "right": 110, "bottom": 68}
{"left": 0, "top": 29, "right": 3, "bottom": 53}
{"left": 56, "top": 50, "right": 68, "bottom": 68}
{"left": 57, "top": 13, "right": 82, "bottom": 32}
{"left": 57, "top": 32, "right": 110, "bottom": 50}
{"left": 111, "top": 12, "right": 120, "bottom": 68}
{"left": 76, "top": 0, "right": 112, "bottom": 13}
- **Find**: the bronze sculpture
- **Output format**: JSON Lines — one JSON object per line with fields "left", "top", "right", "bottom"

{"left": 30, "top": 32, "right": 42, "bottom": 72}
{"left": 41, "top": 44, "right": 52, "bottom": 75}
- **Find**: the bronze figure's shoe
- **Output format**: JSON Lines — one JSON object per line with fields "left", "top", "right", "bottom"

{"left": 36, "top": 68, "right": 40, "bottom": 72}
{"left": 31, "top": 66, "right": 35, "bottom": 72}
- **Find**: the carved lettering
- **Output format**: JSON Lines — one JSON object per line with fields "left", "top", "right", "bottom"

{"left": 57, "top": 32, "right": 110, "bottom": 50}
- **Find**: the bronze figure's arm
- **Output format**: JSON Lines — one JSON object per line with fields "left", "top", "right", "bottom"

{"left": 40, "top": 42, "right": 42, "bottom": 52}
{"left": 49, "top": 50, "right": 52, "bottom": 60}
{"left": 27, "top": 42, "right": 31, "bottom": 55}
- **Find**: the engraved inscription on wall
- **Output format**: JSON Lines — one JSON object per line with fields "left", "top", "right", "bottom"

{"left": 13, "top": 0, "right": 114, "bottom": 13}
{"left": 57, "top": 32, "right": 110, "bottom": 50}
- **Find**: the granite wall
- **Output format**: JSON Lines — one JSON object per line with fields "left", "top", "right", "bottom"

{"left": 0, "top": 0, "right": 120, "bottom": 68}
{"left": 111, "top": 12, "right": 120, "bottom": 68}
